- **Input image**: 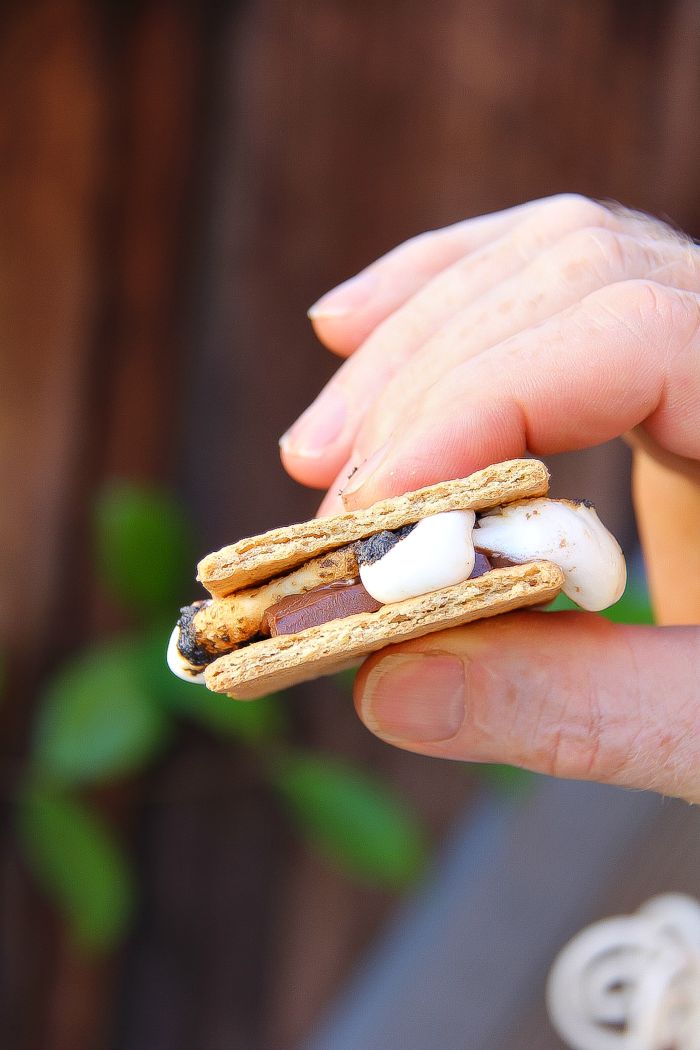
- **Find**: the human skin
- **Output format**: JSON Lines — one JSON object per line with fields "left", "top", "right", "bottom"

{"left": 279, "top": 194, "right": 700, "bottom": 803}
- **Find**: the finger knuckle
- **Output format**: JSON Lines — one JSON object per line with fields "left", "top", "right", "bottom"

{"left": 544, "top": 225, "right": 627, "bottom": 284}
{"left": 544, "top": 193, "right": 613, "bottom": 232}
{"left": 600, "top": 279, "right": 700, "bottom": 340}
{"left": 541, "top": 695, "right": 640, "bottom": 784}
{"left": 541, "top": 702, "right": 604, "bottom": 782}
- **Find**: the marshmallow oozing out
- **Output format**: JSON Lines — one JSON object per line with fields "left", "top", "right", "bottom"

{"left": 474, "top": 498, "right": 626, "bottom": 611}
{"left": 166, "top": 624, "right": 207, "bottom": 685}
{"left": 359, "top": 510, "right": 476, "bottom": 604}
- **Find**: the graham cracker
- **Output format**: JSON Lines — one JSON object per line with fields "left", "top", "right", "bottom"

{"left": 204, "top": 560, "right": 564, "bottom": 699}
{"left": 198, "top": 459, "right": 549, "bottom": 597}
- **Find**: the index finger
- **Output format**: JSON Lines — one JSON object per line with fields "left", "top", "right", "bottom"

{"left": 308, "top": 195, "right": 580, "bottom": 357}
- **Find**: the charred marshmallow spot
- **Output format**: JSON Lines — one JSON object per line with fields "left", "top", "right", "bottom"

{"left": 475, "top": 498, "right": 626, "bottom": 611}
{"left": 359, "top": 510, "right": 476, "bottom": 604}
{"left": 166, "top": 624, "right": 207, "bottom": 685}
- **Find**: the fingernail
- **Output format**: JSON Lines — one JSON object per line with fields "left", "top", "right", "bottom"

{"left": 308, "top": 270, "right": 379, "bottom": 320}
{"left": 362, "top": 653, "right": 466, "bottom": 743}
{"left": 279, "top": 387, "right": 347, "bottom": 457}
{"left": 342, "top": 442, "right": 391, "bottom": 500}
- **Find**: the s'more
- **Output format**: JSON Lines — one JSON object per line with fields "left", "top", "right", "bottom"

{"left": 167, "top": 459, "right": 626, "bottom": 699}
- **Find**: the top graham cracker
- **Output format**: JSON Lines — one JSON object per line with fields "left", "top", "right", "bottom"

{"left": 197, "top": 458, "right": 550, "bottom": 597}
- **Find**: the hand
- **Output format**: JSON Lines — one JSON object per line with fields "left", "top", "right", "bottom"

{"left": 280, "top": 194, "right": 700, "bottom": 803}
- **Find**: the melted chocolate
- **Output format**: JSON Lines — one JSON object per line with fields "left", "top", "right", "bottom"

{"left": 473, "top": 545, "right": 518, "bottom": 569}
{"left": 262, "top": 581, "right": 382, "bottom": 636}
{"left": 469, "top": 551, "right": 492, "bottom": 577}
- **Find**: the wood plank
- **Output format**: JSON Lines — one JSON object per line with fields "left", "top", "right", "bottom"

{"left": 0, "top": 4, "right": 107, "bottom": 1046}
{"left": 0, "top": 3, "right": 206, "bottom": 1048}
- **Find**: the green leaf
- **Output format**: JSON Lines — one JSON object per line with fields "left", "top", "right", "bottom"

{"left": 94, "top": 482, "right": 192, "bottom": 617}
{"left": 17, "top": 784, "right": 133, "bottom": 950}
{"left": 137, "top": 627, "right": 288, "bottom": 743}
{"left": 334, "top": 667, "right": 358, "bottom": 692}
{"left": 471, "top": 762, "right": 535, "bottom": 795}
{"left": 34, "top": 640, "right": 170, "bottom": 784}
{"left": 546, "top": 578, "right": 654, "bottom": 625}
{"left": 270, "top": 751, "right": 427, "bottom": 887}
{"left": 168, "top": 687, "right": 287, "bottom": 743}
{"left": 600, "top": 580, "right": 654, "bottom": 625}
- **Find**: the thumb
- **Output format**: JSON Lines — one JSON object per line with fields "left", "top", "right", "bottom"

{"left": 353, "top": 612, "right": 700, "bottom": 803}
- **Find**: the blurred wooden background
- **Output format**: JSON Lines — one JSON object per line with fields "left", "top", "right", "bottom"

{"left": 1, "top": 1, "right": 699, "bottom": 1047}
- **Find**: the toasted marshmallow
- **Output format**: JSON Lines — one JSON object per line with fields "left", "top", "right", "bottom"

{"left": 475, "top": 498, "right": 626, "bottom": 611}
{"left": 359, "top": 510, "right": 476, "bottom": 604}
{"left": 166, "top": 624, "right": 207, "bottom": 685}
